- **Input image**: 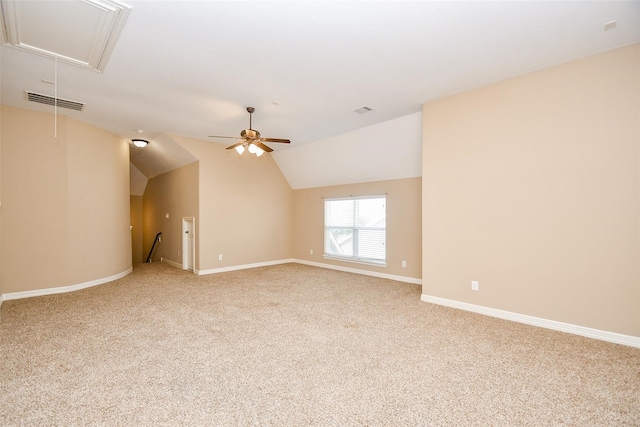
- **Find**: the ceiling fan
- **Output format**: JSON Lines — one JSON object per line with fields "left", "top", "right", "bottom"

{"left": 208, "top": 107, "right": 290, "bottom": 156}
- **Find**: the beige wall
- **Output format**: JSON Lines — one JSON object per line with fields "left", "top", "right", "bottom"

{"left": 174, "top": 135, "right": 293, "bottom": 270}
{"left": 66, "top": 119, "right": 131, "bottom": 285}
{"left": 143, "top": 161, "right": 199, "bottom": 266}
{"left": 293, "top": 177, "right": 421, "bottom": 279}
{"left": 422, "top": 44, "right": 640, "bottom": 336}
{"left": 1, "top": 105, "right": 131, "bottom": 294}
{"left": 130, "top": 196, "right": 144, "bottom": 265}
{"left": 0, "top": 103, "right": 3, "bottom": 297}
{"left": 2, "top": 107, "right": 68, "bottom": 292}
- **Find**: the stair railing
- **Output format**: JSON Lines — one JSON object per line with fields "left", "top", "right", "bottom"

{"left": 146, "top": 232, "right": 162, "bottom": 263}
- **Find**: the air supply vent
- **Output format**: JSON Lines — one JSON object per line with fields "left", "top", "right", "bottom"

{"left": 26, "top": 91, "right": 85, "bottom": 111}
{"left": 354, "top": 106, "right": 373, "bottom": 114}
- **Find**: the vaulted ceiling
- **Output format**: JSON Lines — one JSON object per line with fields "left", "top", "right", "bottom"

{"left": 2, "top": 1, "right": 638, "bottom": 188}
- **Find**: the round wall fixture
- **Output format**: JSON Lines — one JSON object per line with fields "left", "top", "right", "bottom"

{"left": 132, "top": 139, "right": 149, "bottom": 148}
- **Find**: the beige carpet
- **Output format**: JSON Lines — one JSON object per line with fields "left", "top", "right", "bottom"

{"left": 1, "top": 262, "right": 639, "bottom": 426}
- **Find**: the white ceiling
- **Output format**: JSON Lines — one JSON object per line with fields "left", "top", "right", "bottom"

{"left": 2, "top": 1, "right": 639, "bottom": 186}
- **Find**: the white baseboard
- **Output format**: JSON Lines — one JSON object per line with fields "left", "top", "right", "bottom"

{"left": 421, "top": 294, "right": 640, "bottom": 349}
{"left": 294, "top": 259, "right": 422, "bottom": 285}
{"left": 160, "top": 257, "right": 183, "bottom": 270}
{"left": 1, "top": 267, "right": 133, "bottom": 302}
{"left": 193, "top": 257, "right": 421, "bottom": 286}
{"left": 196, "top": 258, "right": 295, "bottom": 275}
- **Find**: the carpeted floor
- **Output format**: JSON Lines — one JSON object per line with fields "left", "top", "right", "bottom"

{"left": 1, "top": 262, "right": 639, "bottom": 426}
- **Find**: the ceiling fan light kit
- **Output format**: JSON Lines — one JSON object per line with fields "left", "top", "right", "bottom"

{"left": 209, "top": 107, "right": 290, "bottom": 156}
{"left": 247, "top": 143, "right": 264, "bottom": 156}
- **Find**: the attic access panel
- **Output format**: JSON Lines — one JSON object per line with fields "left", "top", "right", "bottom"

{"left": 0, "top": 0, "right": 131, "bottom": 72}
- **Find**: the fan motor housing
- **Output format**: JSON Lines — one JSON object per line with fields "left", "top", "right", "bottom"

{"left": 241, "top": 129, "right": 260, "bottom": 139}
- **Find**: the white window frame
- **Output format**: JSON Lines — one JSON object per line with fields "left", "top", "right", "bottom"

{"left": 323, "top": 195, "right": 387, "bottom": 267}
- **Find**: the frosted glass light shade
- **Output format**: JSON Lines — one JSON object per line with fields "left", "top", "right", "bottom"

{"left": 132, "top": 139, "right": 148, "bottom": 148}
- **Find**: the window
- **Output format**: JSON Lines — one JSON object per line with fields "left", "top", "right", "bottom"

{"left": 324, "top": 195, "right": 386, "bottom": 265}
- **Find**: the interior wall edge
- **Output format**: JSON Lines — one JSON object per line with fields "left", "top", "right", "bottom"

{"left": 196, "top": 258, "right": 295, "bottom": 276}
{"left": 295, "top": 259, "right": 422, "bottom": 285}
{"left": 1, "top": 266, "right": 133, "bottom": 302}
{"left": 160, "top": 257, "right": 182, "bottom": 270}
{"left": 129, "top": 257, "right": 422, "bottom": 287}
{"left": 421, "top": 294, "right": 640, "bottom": 348}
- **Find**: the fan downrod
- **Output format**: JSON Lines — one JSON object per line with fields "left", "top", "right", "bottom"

{"left": 246, "top": 106, "right": 255, "bottom": 129}
{"left": 209, "top": 106, "right": 290, "bottom": 153}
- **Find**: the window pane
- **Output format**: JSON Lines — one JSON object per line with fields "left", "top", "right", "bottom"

{"left": 357, "top": 229, "right": 385, "bottom": 260}
{"left": 325, "top": 228, "right": 353, "bottom": 257}
{"left": 356, "top": 198, "right": 386, "bottom": 228}
{"left": 325, "top": 200, "right": 354, "bottom": 227}
{"left": 324, "top": 195, "right": 386, "bottom": 264}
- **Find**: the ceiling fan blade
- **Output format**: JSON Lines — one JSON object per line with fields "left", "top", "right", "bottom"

{"left": 209, "top": 109, "right": 289, "bottom": 154}
{"left": 262, "top": 138, "right": 290, "bottom": 144}
{"left": 253, "top": 141, "right": 273, "bottom": 152}
{"left": 225, "top": 141, "right": 246, "bottom": 150}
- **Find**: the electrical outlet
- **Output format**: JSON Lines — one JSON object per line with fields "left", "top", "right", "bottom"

{"left": 310, "top": 249, "right": 313, "bottom": 255}
{"left": 218, "top": 254, "right": 223, "bottom": 261}
{"left": 402, "top": 260, "right": 407, "bottom": 268}
{"left": 177, "top": 250, "right": 180, "bottom": 257}
{"left": 471, "top": 281, "right": 479, "bottom": 291}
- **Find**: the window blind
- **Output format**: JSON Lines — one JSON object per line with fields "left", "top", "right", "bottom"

{"left": 324, "top": 195, "right": 386, "bottom": 264}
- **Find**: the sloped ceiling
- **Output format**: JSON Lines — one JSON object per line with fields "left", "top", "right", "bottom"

{"left": 273, "top": 112, "right": 422, "bottom": 189}
{"left": 130, "top": 163, "right": 147, "bottom": 196}
{"left": 129, "top": 133, "right": 197, "bottom": 179}
{"left": 1, "top": 1, "right": 639, "bottom": 188}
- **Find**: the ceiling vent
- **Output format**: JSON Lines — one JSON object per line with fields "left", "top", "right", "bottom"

{"left": 26, "top": 91, "right": 85, "bottom": 111}
{"left": 0, "top": 0, "right": 131, "bottom": 72}
{"left": 354, "top": 106, "right": 373, "bottom": 114}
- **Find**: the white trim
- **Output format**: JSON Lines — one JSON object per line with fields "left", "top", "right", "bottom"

{"left": 1, "top": 267, "right": 133, "bottom": 301}
{"left": 196, "top": 258, "right": 295, "bottom": 275}
{"left": 160, "top": 257, "right": 183, "bottom": 270}
{"left": 294, "top": 259, "right": 422, "bottom": 285}
{"left": 182, "top": 217, "right": 195, "bottom": 271}
{"left": 421, "top": 294, "right": 640, "bottom": 349}
{"left": 323, "top": 255, "right": 387, "bottom": 268}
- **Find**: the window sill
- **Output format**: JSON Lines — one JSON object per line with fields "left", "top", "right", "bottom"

{"left": 323, "top": 255, "right": 387, "bottom": 268}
